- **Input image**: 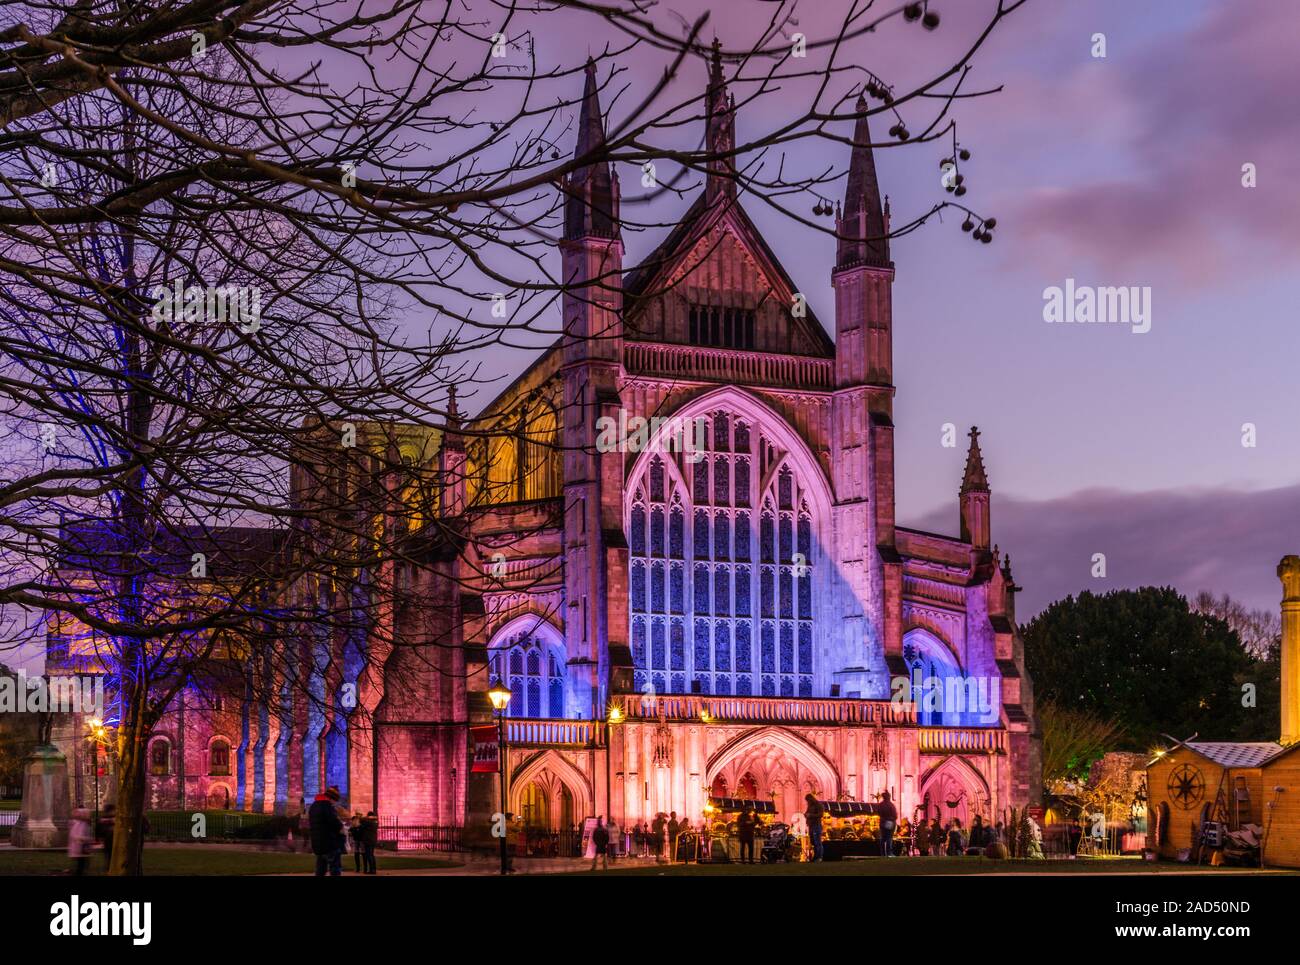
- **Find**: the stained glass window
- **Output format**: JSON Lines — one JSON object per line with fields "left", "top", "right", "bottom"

{"left": 714, "top": 620, "right": 731, "bottom": 671}
{"left": 670, "top": 563, "right": 684, "bottom": 614}
{"left": 628, "top": 408, "right": 820, "bottom": 696}
{"left": 631, "top": 502, "right": 646, "bottom": 555}
{"left": 670, "top": 506, "right": 684, "bottom": 557}
{"left": 489, "top": 632, "right": 565, "bottom": 718}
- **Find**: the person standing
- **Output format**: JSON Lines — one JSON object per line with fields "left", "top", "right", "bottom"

{"left": 349, "top": 814, "right": 364, "bottom": 873}
{"left": 309, "top": 786, "right": 345, "bottom": 876}
{"left": 608, "top": 818, "right": 621, "bottom": 863}
{"left": 737, "top": 807, "right": 758, "bottom": 864}
{"left": 804, "top": 793, "right": 825, "bottom": 862}
{"left": 667, "top": 811, "right": 680, "bottom": 862}
{"left": 96, "top": 803, "right": 116, "bottom": 873}
{"left": 68, "top": 808, "right": 93, "bottom": 876}
{"left": 946, "top": 818, "right": 965, "bottom": 856}
{"left": 929, "top": 818, "right": 944, "bottom": 855}
{"left": 877, "top": 792, "right": 899, "bottom": 858}
{"left": 361, "top": 811, "right": 379, "bottom": 875}
{"left": 591, "top": 816, "right": 610, "bottom": 871}
{"left": 915, "top": 816, "right": 930, "bottom": 857}
{"left": 651, "top": 812, "right": 666, "bottom": 860}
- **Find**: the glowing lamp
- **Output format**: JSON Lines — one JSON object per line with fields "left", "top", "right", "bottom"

{"left": 608, "top": 705, "right": 625, "bottom": 724}
{"left": 487, "top": 680, "right": 512, "bottom": 713}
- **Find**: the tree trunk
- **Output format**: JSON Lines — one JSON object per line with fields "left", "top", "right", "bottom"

{"left": 108, "top": 679, "right": 151, "bottom": 876}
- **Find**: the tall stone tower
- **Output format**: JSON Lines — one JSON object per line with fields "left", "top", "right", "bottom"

{"left": 1279, "top": 555, "right": 1300, "bottom": 745}
{"left": 829, "top": 95, "right": 898, "bottom": 697}
{"left": 559, "top": 59, "right": 625, "bottom": 725}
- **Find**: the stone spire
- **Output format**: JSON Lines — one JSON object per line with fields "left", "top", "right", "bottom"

{"left": 837, "top": 94, "right": 890, "bottom": 269}
{"left": 704, "top": 38, "right": 736, "bottom": 202}
{"left": 446, "top": 384, "right": 462, "bottom": 432}
{"left": 959, "top": 426, "right": 991, "bottom": 550}
{"left": 960, "top": 426, "right": 990, "bottom": 494}
{"left": 563, "top": 58, "right": 620, "bottom": 241}
{"left": 438, "top": 386, "right": 466, "bottom": 517}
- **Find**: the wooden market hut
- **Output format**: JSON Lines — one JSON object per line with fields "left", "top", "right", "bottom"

{"left": 1146, "top": 740, "right": 1300, "bottom": 867}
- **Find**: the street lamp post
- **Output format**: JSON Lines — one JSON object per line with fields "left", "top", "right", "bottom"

{"left": 87, "top": 718, "right": 107, "bottom": 829}
{"left": 605, "top": 704, "right": 624, "bottom": 854}
{"left": 487, "top": 680, "right": 513, "bottom": 876}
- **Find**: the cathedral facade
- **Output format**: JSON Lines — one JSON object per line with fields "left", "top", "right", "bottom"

{"left": 48, "top": 50, "right": 1041, "bottom": 836}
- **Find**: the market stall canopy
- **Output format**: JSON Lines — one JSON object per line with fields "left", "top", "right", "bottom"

{"left": 708, "top": 797, "right": 777, "bottom": 814}
{"left": 819, "top": 801, "right": 884, "bottom": 816}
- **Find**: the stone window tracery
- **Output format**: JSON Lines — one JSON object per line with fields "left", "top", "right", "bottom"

{"left": 489, "top": 628, "right": 565, "bottom": 718}
{"left": 629, "top": 409, "right": 819, "bottom": 696}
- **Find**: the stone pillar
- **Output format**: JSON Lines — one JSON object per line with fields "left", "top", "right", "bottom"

{"left": 1279, "top": 555, "right": 1300, "bottom": 745}
{"left": 12, "top": 745, "right": 71, "bottom": 849}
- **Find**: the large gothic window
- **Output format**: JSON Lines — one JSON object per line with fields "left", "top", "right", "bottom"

{"left": 489, "top": 628, "right": 566, "bottom": 718}
{"left": 903, "top": 629, "right": 995, "bottom": 727}
{"left": 629, "top": 409, "right": 819, "bottom": 697}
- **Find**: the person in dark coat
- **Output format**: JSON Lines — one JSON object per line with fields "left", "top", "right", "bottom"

{"left": 591, "top": 816, "right": 610, "bottom": 871}
{"left": 804, "top": 793, "right": 825, "bottom": 862}
{"left": 877, "top": 792, "right": 899, "bottom": 858}
{"left": 361, "top": 811, "right": 379, "bottom": 875}
{"left": 349, "top": 814, "right": 364, "bottom": 873}
{"left": 929, "top": 818, "right": 944, "bottom": 855}
{"left": 667, "top": 811, "right": 680, "bottom": 861}
{"left": 651, "top": 813, "right": 666, "bottom": 859}
{"left": 737, "top": 808, "right": 759, "bottom": 864}
{"left": 967, "top": 815, "right": 987, "bottom": 854}
{"left": 309, "top": 787, "right": 345, "bottom": 876}
{"left": 946, "top": 819, "right": 965, "bottom": 856}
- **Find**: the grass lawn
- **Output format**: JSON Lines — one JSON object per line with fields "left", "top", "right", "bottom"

{"left": 561, "top": 856, "right": 1293, "bottom": 876}
{"left": 0, "top": 846, "right": 461, "bottom": 876}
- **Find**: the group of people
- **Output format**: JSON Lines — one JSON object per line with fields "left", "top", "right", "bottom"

{"left": 307, "top": 786, "right": 379, "bottom": 876}
{"left": 802, "top": 791, "right": 901, "bottom": 861}
{"left": 621, "top": 812, "right": 694, "bottom": 859}
{"left": 912, "top": 814, "right": 1005, "bottom": 856}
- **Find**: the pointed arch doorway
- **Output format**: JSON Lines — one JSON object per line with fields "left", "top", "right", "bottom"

{"left": 705, "top": 727, "right": 840, "bottom": 825}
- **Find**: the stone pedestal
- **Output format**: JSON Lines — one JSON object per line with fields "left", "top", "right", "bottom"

{"left": 11, "top": 744, "right": 71, "bottom": 849}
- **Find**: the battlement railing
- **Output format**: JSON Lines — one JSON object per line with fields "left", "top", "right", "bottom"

{"left": 624, "top": 342, "right": 834, "bottom": 390}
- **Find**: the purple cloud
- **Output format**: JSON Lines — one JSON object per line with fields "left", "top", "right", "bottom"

{"left": 910, "top": 483, "right": 1300, "bottom": 619}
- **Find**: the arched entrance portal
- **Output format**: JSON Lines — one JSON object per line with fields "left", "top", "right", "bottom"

{"left": 706, "top": 727, "right": 840, "bottom": 826}
{"left": 510, "top": 751, "right": 590, "bottom": 831}
{"left": 919, "top": 757, "right": 989, "bottom": 829}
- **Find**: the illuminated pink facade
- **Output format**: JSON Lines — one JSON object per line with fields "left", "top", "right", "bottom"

{"left": 49, "top": 50, "right": 1039, "bottom": 833}
{"left": 432, "top": 50, "right": 1041, "bottom": 834}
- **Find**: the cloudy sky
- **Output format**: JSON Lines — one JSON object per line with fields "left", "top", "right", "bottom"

{"left": 466, "top": 0, "right": 1300, "bottom": 617}
{"left": 5, "top": 1, "right": 1297, "bottom": 676}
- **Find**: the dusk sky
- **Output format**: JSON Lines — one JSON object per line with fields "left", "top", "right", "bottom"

{"left": 3, "top": 0, "right": 1296, "bottom": 681}
{"left": 456, "top": 0, "right": 1300, "bottom": 617}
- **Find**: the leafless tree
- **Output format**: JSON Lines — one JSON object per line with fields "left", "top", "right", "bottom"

{"left": 0, "top": 0, "right": 1027, "bottom": 873}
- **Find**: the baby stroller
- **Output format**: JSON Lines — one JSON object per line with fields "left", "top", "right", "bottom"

{"left": 760, "top": 823, "right": 794, "bottom": 863}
